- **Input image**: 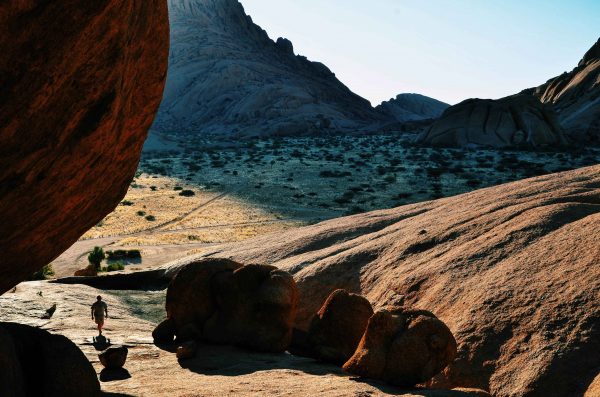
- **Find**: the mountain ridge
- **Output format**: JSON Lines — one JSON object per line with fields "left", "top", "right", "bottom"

{"left": 153, "top": 0, "right": 445, "bottom": 136}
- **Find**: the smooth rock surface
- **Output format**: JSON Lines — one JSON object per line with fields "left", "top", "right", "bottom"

{"left": 417, "top": 95, "right": 568, "bottom": 148}
{"left": 154, "top": 0, "right": 394, "bottom": 135}
{"left": 343, "top": 308, "right": 457, "bottom": 387}
{"left": 165, "top": 258, "right": 243, "bottom": 334}
{"left": 0, "top": 0, "right": 169, "bottom": 294}
{"left": 175, "top": 164, "right": 600, "bottom": 396}
{"left": 0, "top": 321, "right": 100, "bottom": 396}
{"left": 303, "top": 289, "right": 374, "bottom": 364}
{"left": 527, "top": 37, "right": 600, "bottom": 144}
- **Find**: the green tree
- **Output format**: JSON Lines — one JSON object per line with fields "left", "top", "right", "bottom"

{"left": 88, "top": 246, "right": 105, "bottom": 270}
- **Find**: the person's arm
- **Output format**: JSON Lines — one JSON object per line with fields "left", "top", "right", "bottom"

{"left": 104, "top": 303, "right": 108, "bottom": 318}
{"left": 91, "top": 306, "right": 94, "bottom": 320}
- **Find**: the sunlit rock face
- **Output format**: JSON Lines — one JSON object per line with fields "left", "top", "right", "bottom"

{"left": 153, "top": 0, "right": 390, "bottom": 136}
{"left": 526, "top": 37, "right": 600, "bottom": 144}
{"left": 0, "top": 1, "right": 170, "bottom": 293}
{"left": 417, "top": 94, "right": 568, "bottom": 148}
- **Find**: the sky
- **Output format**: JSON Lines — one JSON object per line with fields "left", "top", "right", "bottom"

{"left": 240, "top": 0, "right": 599, "bottom": 105}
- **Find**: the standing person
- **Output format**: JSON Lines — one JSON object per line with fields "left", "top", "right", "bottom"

{"left": 91, "top": 295, "right": 108, "bottom": 335}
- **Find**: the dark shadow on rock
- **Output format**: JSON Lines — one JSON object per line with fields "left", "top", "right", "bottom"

{"left": 99, "top": 368, "right": 131, "bottom": 382}
{"left": 154, "top": 342, "right": 178, "bottom": 353}
{"left": 107, "top": 257, "right": 142, "bottom": 266}
{"left": 93, "top": 335, "right": 111, "bottom": 351}
{"left": 177, "top": 343, "right": 344, "bottom": 378}
{"left": 349, "top": 377, "right": 487, "bottom": 396}
{"left": 173, "top": 343, "right": 481, "bottom": 396}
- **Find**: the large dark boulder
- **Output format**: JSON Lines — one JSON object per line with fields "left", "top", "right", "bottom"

{"left": 0, "top": 0, "right": 169, "bottom": 294}
{"left": 157, "top": 260, "right": 298, "bottom": 352}
{"left": 203, "top": 264, "right": 298, "bottom": 352}
{"left": 0, "top": 322, "right": 100, "bottom": 397}
{"left": 165, "top": 258, "right": 244, "bottom": 333}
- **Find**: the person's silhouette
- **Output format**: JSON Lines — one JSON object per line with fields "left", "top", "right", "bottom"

{"left": 91, "top": 295, "right": 108, "bottom": 335}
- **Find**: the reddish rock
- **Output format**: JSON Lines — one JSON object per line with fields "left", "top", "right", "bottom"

{"left": 152, "top": 318, "right": 176, "bottom": 344}
{"left": 1, "top": 322, "right": 100, "bottom": 396}
{"left": 0, "top": 1, "right": 169, "bottom": 294}
{"left": 203, "top": 264, "right": 299, "bottom": 352}
{"left": 163, "top": 260, "right": 297, "bottom": 352}
{"left": 184, "top": 165, "right": 600, "bottom": 396}
{"left": 74, "top": 265, "right": 98, "bottom": 277}
{"left": 165, "top": 258, "right": 243, "bottom": 333}
{"left": 343, "top": 308, "right": 457, "bottom": 387}
{"left": 304, "top": 289, "right": 374, "bottom": 364}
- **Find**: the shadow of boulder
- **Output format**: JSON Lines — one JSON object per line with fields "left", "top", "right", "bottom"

{"left": 99, "top": 368, "right": 131, "bottom": 382}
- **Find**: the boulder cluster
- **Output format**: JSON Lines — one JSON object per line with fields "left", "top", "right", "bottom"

{"left": 292, "top": 289, "right": 457, "bottom": 387}
{"left": 153, "top": 259, "right": 298, "bottom": 353}
{"left": 0, "top": 322, "right": 100, "bottom": 397}
{"left": 156, "top": 261, "right": 457, "bottom": 388}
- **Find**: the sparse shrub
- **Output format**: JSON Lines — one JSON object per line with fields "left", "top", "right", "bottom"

{"left": 121, "top": 200, "right": 134, "bottom": 206}
{"left": 319, "top": 170, "right": 352, "bottom": 178}
{"left": 145, "top": 215, "right": 156, "bottom": 221}
{"left": 174, "top": 186, "right": 183, "bottom": 191}
{"left": 179, "top": 190, "right": 195, "bottom": 197}
{"left": 136, "top": 210, "right": 146, "bottom": 216}
{"left": 87, "top": 246, "right": 105, "bottom": 270}
{"left": 106, "top": 249, "right": 141, "bottom": 260}
{"left": 29, "top": 264, "right": 55, "bottom": 280}
{"left": 102, "top": 262, "right": 125, "bottom": 272}
{"left": 384, "top": 174, "right": 397, "bottom": 183}
{"left": 150, "top": 186, "right": 157, "bottom": 191}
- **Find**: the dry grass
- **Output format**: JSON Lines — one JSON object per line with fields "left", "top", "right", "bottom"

{"left": 81, "top": 174, "right": 300, "bottom": 246}
{"left": 116, "top": 222, "right": 299, "bottom": 246}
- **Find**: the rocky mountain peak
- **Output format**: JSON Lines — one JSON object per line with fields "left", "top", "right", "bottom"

{"left": 579, "top": 37, "right": 600, "bottom": 66}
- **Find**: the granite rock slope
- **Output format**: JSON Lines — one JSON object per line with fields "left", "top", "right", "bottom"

{"left": 54, "top": 165, "right": 600, "bottom": 395}
{"left": 417, "top": 95, "right": 568, "bottom": 148}
{"left": 527, "top": 37, "right": 600, "bottom": 144}
{"left": 154, "top": 0, "right": 445, "bottom": 136}
{"left": 0, "top": 1, "right": 169, "bottom": 293}
{"left": 179, "top": 164, "right": 600, "bottom": 396}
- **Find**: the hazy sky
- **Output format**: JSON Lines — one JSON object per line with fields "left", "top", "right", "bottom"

{"left": 240, "top": 0, "right": 599, "bottom": 105}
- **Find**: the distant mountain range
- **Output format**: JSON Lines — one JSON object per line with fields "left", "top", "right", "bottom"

{"left": 419, "top": 38, "right": 600, "bottom": 148}
{"left": 154, "top": 0, "right": 598, "bottom": 147}
{"left": 152, "top": 0, "right": 446, "bottom": 136}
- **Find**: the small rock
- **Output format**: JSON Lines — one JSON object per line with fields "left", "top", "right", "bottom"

{"left": 152, "top": 318, "right": 176, "bottom": 344}
{"left": 74, "top": 265, "right": 98, "bottom": 277}
{"left": 99, "top": 346, "right": 128, "bottom": 369}
{"left": 176, "top": 341, "right": 198, "bottom": 360}
{"left": 41, "top": 303, "right": 56, "bottom": 319}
